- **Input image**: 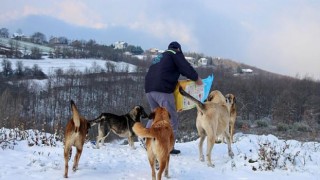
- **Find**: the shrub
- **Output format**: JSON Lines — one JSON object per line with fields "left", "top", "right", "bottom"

{"left": 293, "top": 122, "right": 311, "bottom": 132}
{"left": 256, "top": 120, "right": 269, "bottom": 127}
{"left": 236, "top": 120, "right": 249, "bottom": 128}
{"left": 235, "top": 120, "right": 251, "bottom": 131}
{"left": 277, "top": 123, "right": 289, "bottom": 131}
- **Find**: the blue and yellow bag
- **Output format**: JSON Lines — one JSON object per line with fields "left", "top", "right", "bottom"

{"left": 174, "top": 74, "right": 214, "bottom": 111}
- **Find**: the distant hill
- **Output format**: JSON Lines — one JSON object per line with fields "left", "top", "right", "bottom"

{"left": 2, "top": 15, "right": 160, "bottom": 50}
{"left": 0, "top": 37, "right": 54, "bottom": 54}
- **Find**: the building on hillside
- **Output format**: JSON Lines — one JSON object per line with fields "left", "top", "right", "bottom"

{"left": 148, "top": 48, "right": 159, "bottom": 54}
{"left": 185, "top": 56, "right": 196, "bottom": 67}
{"left": 242, "top": 68, "right": 253, "bottom": 74}
{"left": 198, "top": 57, "right": 208, "bottom": 66}
{"left": 114, "top": 41, "right": 128, "bottom": 49}
{"left": 49, "top": 37, "right": 69, "bottom": 45}
{"left": 12, "top": 33, "right": 30, "bottom": 42}
{"left": 12, "top": 32, "right": 24, "bottom": 40}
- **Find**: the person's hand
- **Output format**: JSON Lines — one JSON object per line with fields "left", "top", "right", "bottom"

{"left": 195, "top": 77, "right": 203, "bottom": 85}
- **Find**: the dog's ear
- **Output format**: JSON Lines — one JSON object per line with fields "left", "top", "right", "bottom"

{"left": 148, "top": 112, "right": 155, "bottom": 119}
{"left": 234, "top": 96, "right": 236, "bottom": 104}
{"left": 130, "top": 106, "right": 139, "bottom": 117}
{"left": 140, "top": 107, "right": 148, "bottom": 118}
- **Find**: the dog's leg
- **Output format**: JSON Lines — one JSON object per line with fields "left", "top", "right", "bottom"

{"left": 206, "top": 130, "right": 216, "bottom": 167}
{"left": 72, "top": 146, "right": 83, "bottom": 172}
{"left": 101, "top": 131, "right": 110, "bottom": 146}
{"left": 230, "top": 122, "right": 235, "bottom": 143}
{"left": 147, "top": 150, "right": 156, "bottom": 180}
{"left": 128, "top": 135, "right": 136, "bottom": 149}
{"left": 197, "top": 128, "right": 206, "bottom": 162}
{"left": 96, "top": 135, "right": 101, "bottom": 149}
{"left": 164, "top": 155, "right": 170, "bottom": 178}
{"left": 157, "top": 158, "right": 167, "bottom": 180}
{"left": 96, "top": 130, "right": 110, "bottom": 149}
{"left": 63, "top": 145, "right": 71, "bottom": 178}
{"left": 96, "top": 123, "right": 103, "bottom": 149}
{"left": 224, "top": 130, "right": 234, "bottom": 158}
{"left": 96, "top": 124, "right": 102, "bottom": 149}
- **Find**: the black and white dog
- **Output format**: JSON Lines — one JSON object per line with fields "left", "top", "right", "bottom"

{"left": 91, "top": 105, "right": 148, "bottom": 149}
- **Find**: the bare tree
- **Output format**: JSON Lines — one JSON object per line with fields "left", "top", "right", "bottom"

{"left": 0, "top": 28, "right": 9, "bottom": 38}
{"left": 1, "top": 59, "right": 13, "bottom": 77}
{"left": 30, "top": 47, "right": 41, "bottom": 59}
{"left": 15, "top": 61, "right": 24, "bottom": 77}
{"left": 31, "top": 32, "right": 47, "bottom": 44}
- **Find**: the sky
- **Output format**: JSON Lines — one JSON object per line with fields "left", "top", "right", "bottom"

{"left": 1, "top": 128, "right": 320, "bottom": 180}
{"left": 1, "top": 0, "right": 320, "bottom": 80}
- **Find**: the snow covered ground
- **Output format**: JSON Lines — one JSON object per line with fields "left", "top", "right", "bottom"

{"left": 7, "top": 57, "right": 137, "bottom": 75}
{"left": 2, "top": 58, "right": 320, "bottom": 179}
{"left": 1, "top": 130, "right": 320, "bottom": 180}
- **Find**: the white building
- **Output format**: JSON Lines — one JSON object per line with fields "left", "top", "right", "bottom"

{"left": 114, "top": 41, "right": 128, "bottom": 49}
{"left": 242, "top": 69, "right": 253, "bottom": 73}
{"left": 185, "top": 56, "right": 196, "bottom": 66}
{"left": 198, "top": 57, "right": 208, "bottom": 66}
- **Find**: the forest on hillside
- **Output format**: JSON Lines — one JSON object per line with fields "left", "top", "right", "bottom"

{"left": 0, "top": 59, "right": 319, "bottom": 142}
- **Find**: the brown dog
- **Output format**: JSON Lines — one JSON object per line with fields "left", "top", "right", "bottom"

{"left": 225, "top": 94, "right": 236, "bottom": 142}
{"left": 179, "top": 87, "right": 234, "bottom": 167}
{"left": 133, "top": 107, "right": 174, "bottom": 180}
{"left": 64, "top": 100, "right": 92, "bottom": 178}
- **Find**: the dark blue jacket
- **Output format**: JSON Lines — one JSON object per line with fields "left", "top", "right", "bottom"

{"left": 145, "top": 48, "right": 199, "bottom": 93}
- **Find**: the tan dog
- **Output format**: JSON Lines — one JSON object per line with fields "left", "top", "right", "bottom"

{"left": 179, "top": 87, "right": 234, "bottom": 167}
{"left": 207, "top": 90, "right": 232, "bottom": 143}
{"left": 133, "top": 107, "right": 174, "bottom": 180}
{"left": 207, "top": 90, "right": 226, "bottom": 104}
{"left": 207, "top": 91, "right": 237, "bottom": 143}
{"left": 225, "top": 94, "right": 236, "bottom": 142}
{"left": 64, "top": 100, "right": 92, "bottom": 178}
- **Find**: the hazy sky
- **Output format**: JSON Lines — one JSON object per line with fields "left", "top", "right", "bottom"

{"left": 1, "top": 0, "right": 319, "bottom": 80}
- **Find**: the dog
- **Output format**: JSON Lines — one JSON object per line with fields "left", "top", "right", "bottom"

{"left": 225, "top": 94, "right": 237, "bottom": 143}
{"left": 91, "top": 105, "right": 148, "bottom": 149}
{"left": 133, "top": 107, "right": 174, "bottom": 180}
{"left": 64, "top": 100, "right": 92, "bottom": 178}
{"left": 206, "top": 90, "right": 226, "bottom": 104}
{"left": 206, "top": 90, "right": 237, "bottom": 143}
{"left": 179, "top": 87, "right": 234, "bottom": 167}
{"left": 206, "top": 90, "right": 229, "bottom": 143}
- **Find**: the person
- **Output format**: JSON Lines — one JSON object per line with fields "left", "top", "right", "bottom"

{"left": 144, "top": 41, "right": 203, "bottom": 154}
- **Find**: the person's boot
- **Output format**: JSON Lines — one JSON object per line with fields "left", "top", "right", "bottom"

{"left": 170, "top": 148, "right": 181, "bottom": 154}
{"left": 171, "top": 135, "right": 180, "bottom": 154}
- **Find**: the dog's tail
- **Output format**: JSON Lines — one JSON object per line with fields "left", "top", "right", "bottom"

{"left": 132, "top": 122, "right": 155, "bottom": 138}
{"left": 71, "top": 100, "right": 80, "bottom": 133}
{"left": 87, "top": 113, "right": 107, "bottom": 127}
{"left": 178, "top": 86, "right": 205, "bottom": 112}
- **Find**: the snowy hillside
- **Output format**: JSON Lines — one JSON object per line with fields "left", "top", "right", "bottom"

{"left": 0, "top": 37, "right": 54, "bottom": 54}
{"left": 6, "top": 57, "right": 137, "bottom": 75}
{"left": 1, "top": 128, "right": 320, "bottom": 180}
